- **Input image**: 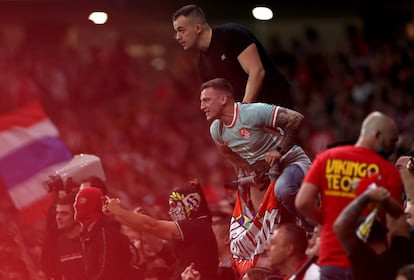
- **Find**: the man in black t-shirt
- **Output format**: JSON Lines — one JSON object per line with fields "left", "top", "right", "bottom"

{"left": 333, "top": 187, "right": 414, "bottom": 280}
{"left": 41, "top": 194, "right": 84, "bottom": 280}
{"left": 172, "top": 4, "right": 292, "bottom": 107}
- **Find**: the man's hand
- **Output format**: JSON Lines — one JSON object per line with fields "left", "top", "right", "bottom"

{"left": 364, "top": 187, "right": 390, "bottom": 203}
{"left": 102, "top": 196, "right": 122, "bottom": 215}
{"left": 264, "top": 150, "right": 281, "bottom": 167}
{"left": 181, "top": 263, "right": 200, "bottom": 280}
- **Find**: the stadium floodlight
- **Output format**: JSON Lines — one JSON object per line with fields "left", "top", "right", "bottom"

{"left": 252, "top": 6, "right": 273, "bottom": 21}
{"left": 88, "top": 12, "right": 108, "bottom": 25}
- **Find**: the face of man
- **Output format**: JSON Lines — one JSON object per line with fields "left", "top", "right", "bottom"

{"left": 395, "top": 156, "right": 411, "bottom": 170}
{"left": 376, "top": 123, "right": 399, "bottom": 159}
{"left": 266, "top": 227, "right": 289, "bottom": 269}
{"left": 200, "top": 87, "right": 225, "bottom": 121}
{"left": 173, "top": 15, "right": 199, "bottom": 50}
{"left": 405, "top": 202, "right": 414, "bottom": 227}
{"left": 56, "top": 204, "right": 76, "bottom": 230}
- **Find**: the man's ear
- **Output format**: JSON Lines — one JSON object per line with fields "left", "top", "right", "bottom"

{"left": 286, "top": 244, "right": 294, "bottom": 256}
{"left": 195, "top": 23, "right": 202, "bottom": 34}
{"left": 374, "top": 130, "right": 382, "bottom": 141}
{"left": 220, "top": 95, "right": 228, "bottom": 105}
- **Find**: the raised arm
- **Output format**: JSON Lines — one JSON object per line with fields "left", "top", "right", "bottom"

{"left": 103, "top": 197, "right": 181, "bottom": 241}
{"left": 238, "top": 44, "right": 265, "bottom": 103}
{"left": 333, "top": 187, "right": 404, "bottom": 255}
{"left": 400, "top": 157, "right": 414, "bottom": 203}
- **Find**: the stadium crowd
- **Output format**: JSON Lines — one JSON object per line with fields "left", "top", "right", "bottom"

{"left": 0, "top": 15, "right": 414, "bottom": 279}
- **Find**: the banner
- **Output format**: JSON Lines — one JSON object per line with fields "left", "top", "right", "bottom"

{"left": 0, "top": 101, "right": 72, "bottom": 226}
{"left": 230, "top": 182, "right": 279, "bottom": 277}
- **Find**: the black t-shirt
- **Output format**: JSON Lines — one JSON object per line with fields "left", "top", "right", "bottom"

{"left": 56, "top": 234, "right": 84, "bottom": 280}
{"left": 197, "top": 23, "right": 292, "bottom": 107}
{"left": 349, "top": 242, "right": 381, "bottom": 280}
{"left": 82, "top": 219, "right": 134, "bottom": 280}
{"left": 170, "top": 217, "right": 219, "bottom": 280}
{"left": 350, "top": 236, "right": 414, "bottom": 280}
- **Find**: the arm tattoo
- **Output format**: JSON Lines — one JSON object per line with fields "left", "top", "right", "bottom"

{"left": 275, "top": 107, "right": 304, "bottom": 154}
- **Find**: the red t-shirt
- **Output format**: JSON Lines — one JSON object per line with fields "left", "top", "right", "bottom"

{"left": 303, "top": 145, "right": 403, "bottom": 268}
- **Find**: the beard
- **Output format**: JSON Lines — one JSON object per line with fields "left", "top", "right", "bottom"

{"left": 376, "top": 141, "right": 395, "bottom": 160}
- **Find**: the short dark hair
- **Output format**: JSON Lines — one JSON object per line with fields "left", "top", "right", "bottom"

{"left": 200, "top": 78, "right": 234, "bottom": 97}
{"left": 56, "top": 193, "right": 76, "bottom": 206}
{"left": 172, "top": 4, "right": 206, "bottom": 23}
{"left": 82, "top": 176, "right": 108, "bottom": 195}
{"left": 403, "top": 151, "right": 414, "bottom": 158}
{"left": 277, "top": 223, "right": 308, "bottom": 256}
{"left": 396, "top": 148, "right": 414, "bottom": 159}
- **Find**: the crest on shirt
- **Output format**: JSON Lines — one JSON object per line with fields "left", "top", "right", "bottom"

{"left": 239, "top": 128, "right": 251, "bottom": 138}
{"left": 221, "top": 53, "right": 226, "bottom": 60}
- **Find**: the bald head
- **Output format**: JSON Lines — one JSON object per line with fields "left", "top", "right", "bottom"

{"left": 360, "top": 112, "right": 396, "bottom": 135}
{"left": 357, "top": 111, "right": 399, "bottom": 158}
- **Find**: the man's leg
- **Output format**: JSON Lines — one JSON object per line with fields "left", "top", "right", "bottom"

{"left": 273, "top": 164, "right": 313, "bottom": 230}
